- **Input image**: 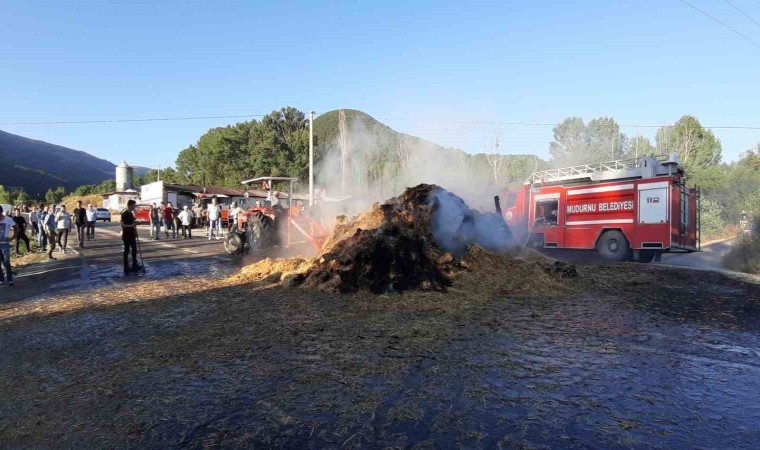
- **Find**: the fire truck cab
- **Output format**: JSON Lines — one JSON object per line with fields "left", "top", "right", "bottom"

{"left": 502, "top": 154, "right": 700, "bottom": 262}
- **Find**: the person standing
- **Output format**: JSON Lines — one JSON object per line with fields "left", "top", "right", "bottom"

{"left": 37, "top": 205, "right": 49, "bottom": 252}
{"left": 163, "top": 202, "right": 176, "bottom": 239}
{"left": 120, "top": 199, "right": 141, "bottom": 273}
{"left": 228, "top": 201, "right": 241, "bottom": 234}
{"left": 55, "top": 205, "right": 72, "bottom": 253}
{"left": 149, "top": 203, "right": 161, "bottom": 240}
{"left": 178, "top": 205, "right": 194, "bottom": 239}
{"left": 192, "top": 203, "right": 201, "bottom": 229}
{"left": 85, "top": 204, "right": 97, "bottom": 240}
{"left": 44, "top": 205, "right": 58, "bottom": 259}
{"left": 73, "top": 200, "right": 87, "bottom": 248}
{"left": 0, "top": 205, "right": 18, "bottom": 286}
{"left": 174, "top": 207, "right": 182, "bottom": 237}
{"left": 207, "top": 198, "right": 222, "bottom": 240}
{"left": 158, "top": 202, "right": 166, "bottom": 236}
{"left": 30, "top": 206, "right": 39, "bottom": 236}
{"left": 12, "top": 209, "right": 31, "bottom": 255}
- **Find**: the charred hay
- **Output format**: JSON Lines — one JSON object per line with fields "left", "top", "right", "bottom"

{"left": 233, "top": 184, "right": 576, "bottom": 294}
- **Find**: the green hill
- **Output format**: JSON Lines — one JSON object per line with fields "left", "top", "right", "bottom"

{"left": 313, "top": 109, "right": 460, "bottom": 157}
{"left": 313, "top": 109, "right": 542, "bottom": 190}
{"left": 0, "top": 130, "right": 148, "bottom": 197}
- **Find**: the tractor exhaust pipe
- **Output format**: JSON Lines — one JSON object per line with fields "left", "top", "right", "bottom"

{"left": 494, "top": 195, "right": 503, "bottom": 215}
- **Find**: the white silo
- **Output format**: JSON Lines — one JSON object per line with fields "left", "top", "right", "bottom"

{"left": 116, "top": 161, "right": 134, "bottom": 191}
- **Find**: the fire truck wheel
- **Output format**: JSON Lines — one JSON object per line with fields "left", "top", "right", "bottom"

{"left": 223, "top": 232, "right": 243, "bottom": 255}
{"left": 637, "top": 249, "right": 656, "bottom": 263}
{"left": 598, "top": 230, "right": 630, "bottom": 262}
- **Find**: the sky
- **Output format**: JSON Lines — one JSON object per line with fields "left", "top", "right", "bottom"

{"left": 1, "top": 0, "right": 759, "bottom": 169}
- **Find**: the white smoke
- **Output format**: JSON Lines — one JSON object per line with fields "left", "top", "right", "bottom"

{"left": 315, "top": 116, "right": 502, "bottom": 218}
{"left": 428, "top": 188, "right": 514, "bottom": 256}
{"left": 313, "top": 116, "right": 516, "bottom": 254}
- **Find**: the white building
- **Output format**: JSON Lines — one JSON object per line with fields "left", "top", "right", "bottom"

{"left": 101, "top": 189, "right": 140, "bottom": 211}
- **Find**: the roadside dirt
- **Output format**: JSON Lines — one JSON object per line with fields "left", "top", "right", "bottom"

{"left": 1, "top": 260, "right": 758, "bottom": 449}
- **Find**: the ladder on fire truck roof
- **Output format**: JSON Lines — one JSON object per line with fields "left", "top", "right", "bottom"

{"left": 525, "top": 154, "right": 683, "bottom": 186}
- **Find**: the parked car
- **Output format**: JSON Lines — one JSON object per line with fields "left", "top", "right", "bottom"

{"left": 95, "top": 208, "right": 112, "bottom": 222}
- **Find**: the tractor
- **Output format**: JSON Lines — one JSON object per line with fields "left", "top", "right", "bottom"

{"left": 223, "top": 176, "right": 330, "bottom": 256}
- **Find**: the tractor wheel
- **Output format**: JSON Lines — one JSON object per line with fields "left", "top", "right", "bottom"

{"left": 247, "top": 214, "right": 276, "bottom": 253}
{"left": 598, "top": 230, "right": 630, "bottom": 262}
{"left": 637, "top": 249, "right": 656, "bottom": 263}
{"left": 223, "top": 232, "right": 243, "bottom": 255}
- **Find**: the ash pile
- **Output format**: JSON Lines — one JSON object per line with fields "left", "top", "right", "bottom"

{"left": 238, "top": 184, "right": 577, "bottom": 294}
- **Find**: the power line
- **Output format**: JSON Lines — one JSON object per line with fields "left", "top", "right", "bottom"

{"left": 678, "top": 0, "right": 760, "bottom": 49}
{"left": 0, "top": 114, "right": 267, "bottom": 126}
{"left": 2, "top": 113, "right": 758, "bottom": 130}
{"left": 723, "top": 0, "right": 760, "bottom": 31}
{"left": 376, "top": 117, "right": 760, "bottom": 130}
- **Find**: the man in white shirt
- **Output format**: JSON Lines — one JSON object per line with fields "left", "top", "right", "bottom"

{"left": 85, "top": 204, "right": 98, "bottom": 240}
{"left": 178, "top": 205, "right": 194, "bottom": 239}
{"left": 0, "top": 205, "right": 18, "bottom": 286}
{"left": 207, "top": 198, "right": 222, "bottom": 240}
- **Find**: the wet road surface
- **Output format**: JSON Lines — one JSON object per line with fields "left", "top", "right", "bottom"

{"left": 0, "top": 260, "right": 758, "bottom": 448}
{"left": 0, "top": 222, "right": 237, "bottom": 303}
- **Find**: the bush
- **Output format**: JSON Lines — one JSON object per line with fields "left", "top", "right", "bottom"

{"left": 700, "top": 198, "right": 725, "bottom": 240}
{"left": 722, "top": 214, "right": 760, "bottom": 274}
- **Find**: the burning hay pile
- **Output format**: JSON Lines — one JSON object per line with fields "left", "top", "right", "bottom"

{"left": 235, "top": 184, "right": 576, "bottom": 294}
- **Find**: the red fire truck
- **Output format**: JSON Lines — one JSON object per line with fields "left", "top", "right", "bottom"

{"left": 501, "top": 154, "right": 700, "bottom": 263}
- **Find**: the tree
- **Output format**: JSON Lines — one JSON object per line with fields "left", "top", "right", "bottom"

{"left": 338, "top": 109, "right": 349, "bottom": 191}
{"left": 655, "top": 116, "right": 722, "bottom": 171}
{"left": 549, "top": 117, "right": 588, "bottom": 165}
{"left": 0, "top": 185, "right": 9, "bottom": 204}
{"left": 53, "top": 187, "right": 66, "bottom": 203}
{"left": 738, "top": 144, "right": 760, "bottom": 172}
{"left": 586, "top": 117, "right": 626, "bottom": 161}
{"left": 15, "top": 190, "right": 30, "bottom": 204}
{"left": 98, "top": 179, "right": 116, "bottom": 193}
{"left": 700, "top": 198, "right": 725, "bottom": 236}
{"left": 549, "top": 116, "right": 629, "bottom": 165}
{"left": 175, "top": 107, "right": 314, "bottom": 188}
{"left": 626, "top": 136, "right": 655, "bottom": 158}
{"left": 396, "top": 135, "right": 412, "bottom": 174}
{"left": 45, "top": 189, "right": 57, "bottom": 205}
{"left": 73, "top": 185, "right": 96, "bottom": 196}
{"left": 484, "top": 129, "right": 508, "bottom": 185}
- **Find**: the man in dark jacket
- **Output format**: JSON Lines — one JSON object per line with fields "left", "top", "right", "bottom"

{"left": 73, "top": 200, "right": 88, "bottom": 248}
{"left": 12, "top": 209, "right": 31, "bottom": 255}
{"left": 121, "top": 200, "right": 141, "bottom": 273}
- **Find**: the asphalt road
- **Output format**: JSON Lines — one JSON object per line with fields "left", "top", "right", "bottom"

{"left": 659, "top": 237, "right": 734, "bottom": 269}
{"left": 0, "top": 222, "right": 238, "bottom": 302}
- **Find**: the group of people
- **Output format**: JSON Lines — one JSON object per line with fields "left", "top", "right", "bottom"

{"left": 0, "top": 202, "right": 106, "bottom": 287}
{"left": 203, "top": 198, "right": 242, "bottom": 239}
{"left": 147, "top": 201, "right": 197, "bottom": 240}
{"left": 31, "top": 201, "right": 99, "bottom": 256}
{"left": 145, "top": 198, "right": 241, "bottom": 241}
{"left": 2, "top": 197, "right": 247, "bottom": 282}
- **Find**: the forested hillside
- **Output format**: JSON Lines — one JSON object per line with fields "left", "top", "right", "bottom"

{"left": 84, "top": 106, "right": 758, "bottom": 236}
{"left": 0, "top": 130, "right": 115, "bottom": 197}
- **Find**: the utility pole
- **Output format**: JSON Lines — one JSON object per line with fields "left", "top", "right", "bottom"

{"left": 158, "top": 164, "right": 161, "bottom": 182}
{"left": 309, "top": 110, "right": 314, "bottom": 207}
